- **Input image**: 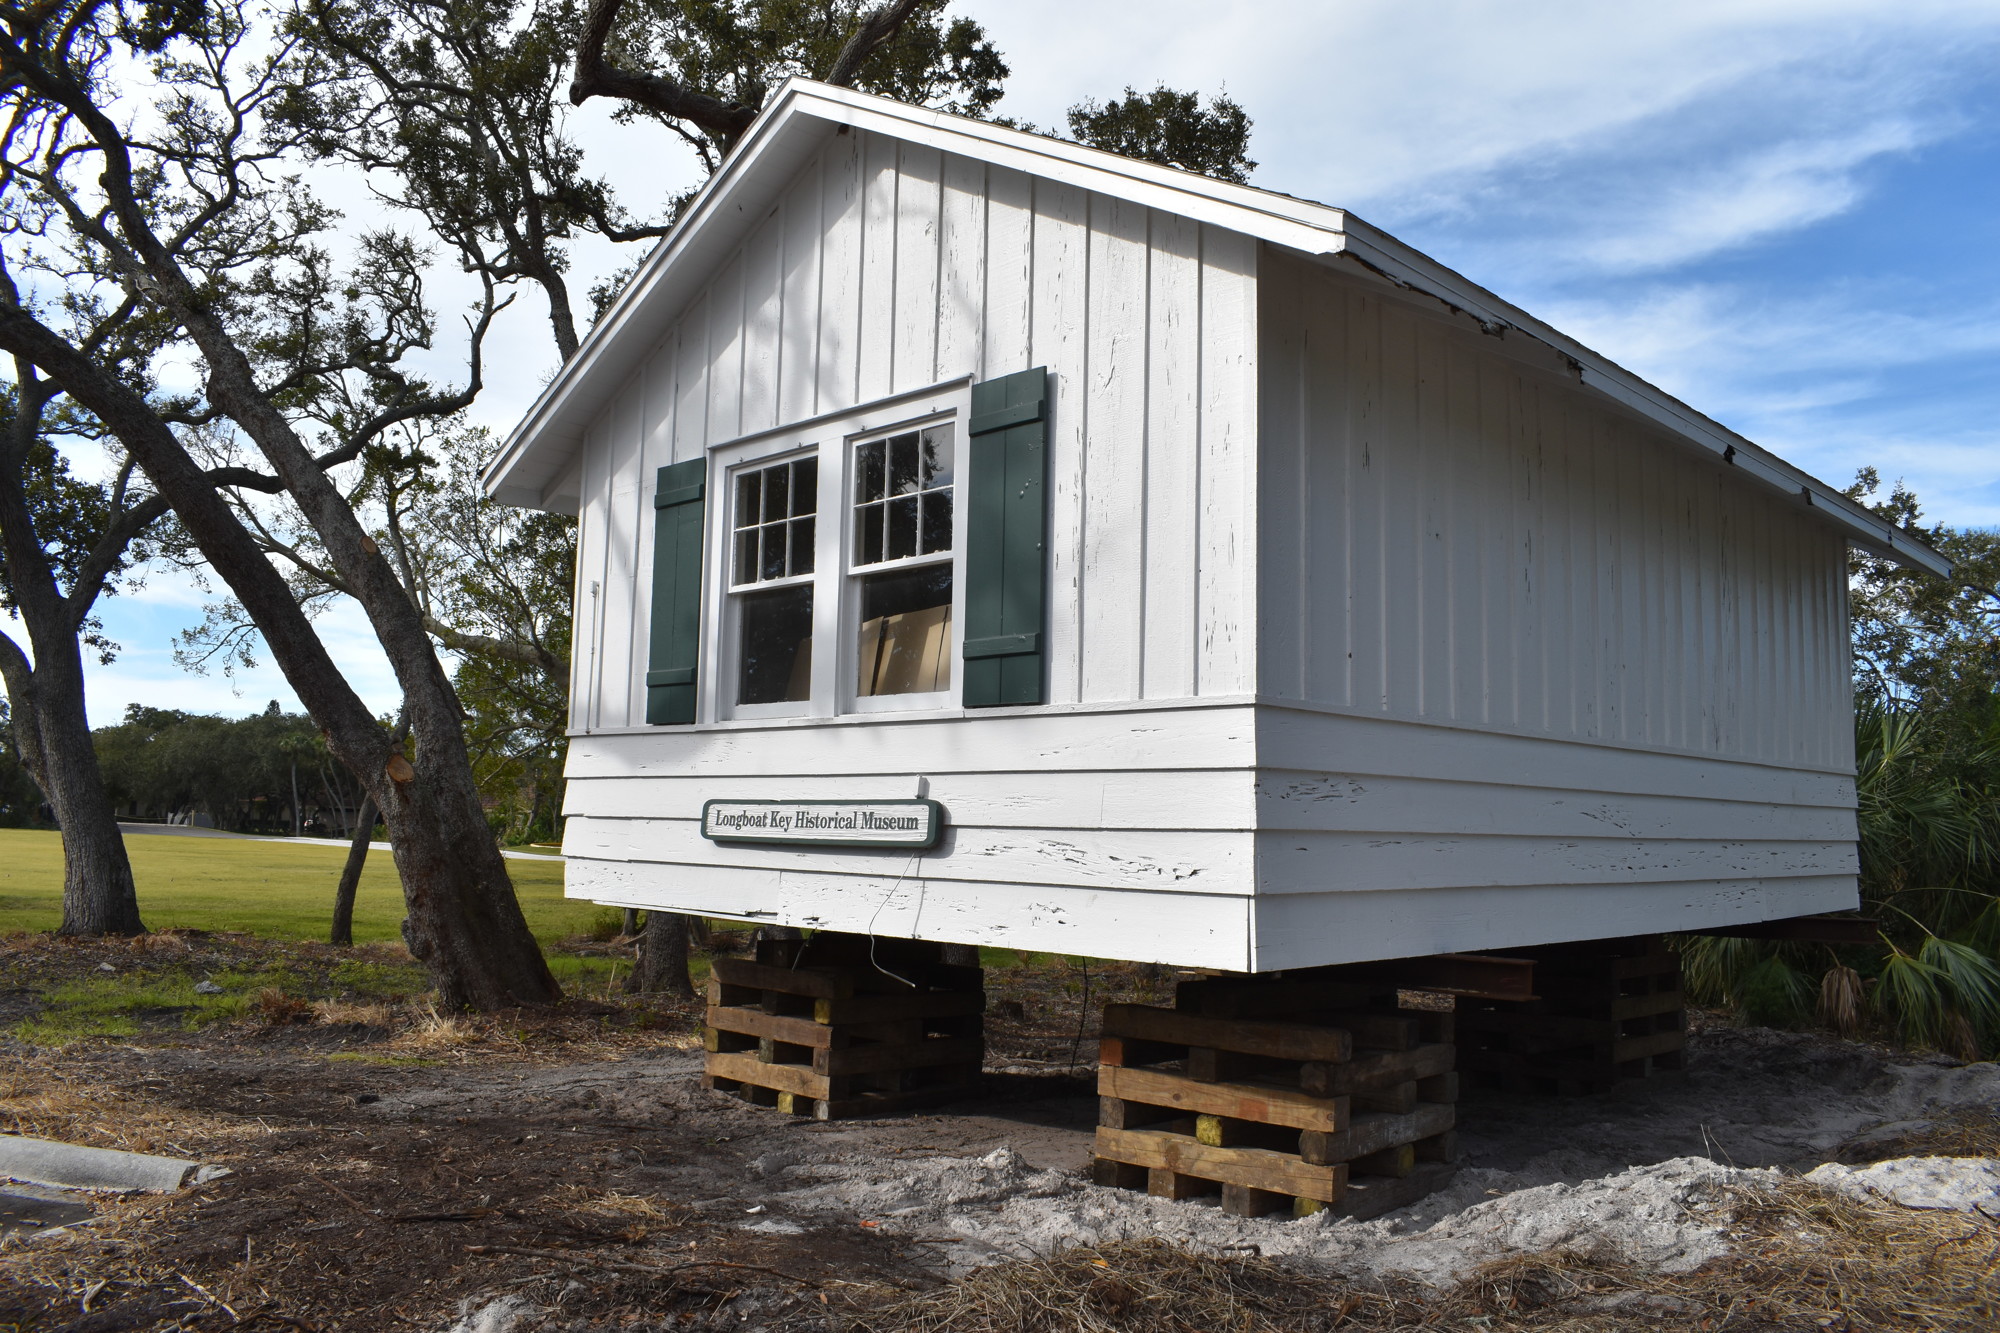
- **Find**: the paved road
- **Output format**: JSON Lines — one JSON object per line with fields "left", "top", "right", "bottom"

{"left": 117, "top": 822, "right": 563, "bottom": 862}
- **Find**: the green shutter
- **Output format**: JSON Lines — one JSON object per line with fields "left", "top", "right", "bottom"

{"left": 963, "top": 366, "right": 1049, "bottom": 707}
{"left": 645, "top": 457, "right": 707, "bottom": 725}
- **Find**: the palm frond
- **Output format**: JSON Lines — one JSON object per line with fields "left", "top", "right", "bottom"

{"left": 1874, "top": 942, "right": 1950, "bottom": 1051}
{"left": 1917, "top": 935, "right": 2000, "bottom": 1035}
{"left": 1676, "top": 935, "right": 1764, "bottom": 1008}
{"left": 1737, "top": 954, "right": 1812, "bottom": 1027}
{"left": 1818, "top": 964, "right": 1864, "bottom": 1036}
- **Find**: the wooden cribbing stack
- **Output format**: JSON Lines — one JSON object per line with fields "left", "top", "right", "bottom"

{"left": 1090, "top": 971, "right": 1464, "bottom": 1220}
{"left": 1456, "top": 935, "right": 1685, "bottom": 1095}
{"left": 702, "top": 934, "right": 983, "bottom": 1120}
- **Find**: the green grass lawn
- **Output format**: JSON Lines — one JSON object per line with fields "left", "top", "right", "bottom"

{"left": 0, "top": 828, "right": 603, "bottom": 946}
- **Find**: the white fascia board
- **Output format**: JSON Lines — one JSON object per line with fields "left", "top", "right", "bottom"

{"left": 793, "top": 85, "right": 1349, "bottom": 253}
{"left": 1335, "top": 219, "right": 1951, "bottom": 578}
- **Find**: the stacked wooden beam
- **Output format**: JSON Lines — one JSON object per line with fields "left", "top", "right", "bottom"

{"left": 1457, "top": 935, "right": 1685, "bottom": 1095}
{"left": 702, "top": 935, "right": 983, "bottom": 1120}
{"left": 1090, "top": 976, "right": 1458, "bottom": 1220}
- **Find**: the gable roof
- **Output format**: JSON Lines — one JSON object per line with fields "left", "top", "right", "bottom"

{"left": 486, "top": 78, "right": 1948, "bottom": 576}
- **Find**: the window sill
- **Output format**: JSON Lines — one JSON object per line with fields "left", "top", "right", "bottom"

{"left": 569, "top": 693, "right": 1260, "bottom": 739}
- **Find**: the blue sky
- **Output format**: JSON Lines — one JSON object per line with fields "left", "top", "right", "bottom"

{"left": 54, "top": 0, "right": 2000, "bottom": 725}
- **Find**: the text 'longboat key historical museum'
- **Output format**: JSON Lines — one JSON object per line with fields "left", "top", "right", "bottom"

{"left": 486, "top": 79, "right": 1947, "bottom": 1217}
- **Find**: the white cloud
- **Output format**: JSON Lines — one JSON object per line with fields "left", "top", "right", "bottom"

{"left": 979, "top": 0, "right": 2000, "bottom": 282}
{"left": 1533, "top": 282, "right": 2000, "bottom": 527}
{"left": 1565, "top": 120, "right": 1931, "bottom": 274}
{"left": 1543, "top": 284, "right": 2000, "bottom": 393}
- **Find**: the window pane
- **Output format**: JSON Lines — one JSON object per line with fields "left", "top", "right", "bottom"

{"left": 759, "top": 524, "right": 787, "bottom": 581}
{"left": 733, "top": 529, "right": 758, "bottom": 585}
{"left": 856, "top": 502, "right": 883, "bottom": 566}
{"left": 735, "top": 471, "right": 760, "bottom": 530}
{"left": 857, "top": 564, "right": 952, "bottom": 696}
{"left": 887, "top": 495, "right": 918, "bottom": 561}
{"left": 921, "top": 426, "right": 952, "bottom": 489}
{"left": 920, "top": 489, "right": 952, "bottom": 555}
{"left": 889, "top": 431, "right": 919, "bottom": 495}
{"left": 856, "top": 440, "right": 884, "bottom": 504}
{"left": 763, "top": 465, "right": 790, "bottom": 523}
{"left": 791, "top": 456, "right": 818, "bottom": 515}
{"left": 789, "top": 516, "right": 815, "bottom": 576}
{"left": 739, "top": 585, "right": 814, "bottom": 705}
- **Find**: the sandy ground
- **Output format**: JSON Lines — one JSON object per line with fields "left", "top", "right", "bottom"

{"left": 352, "top": 1022, "right": 2000, "bottom": 1288}
{"left": 5, "top": 942, "right": 1997, "bottom": 1332}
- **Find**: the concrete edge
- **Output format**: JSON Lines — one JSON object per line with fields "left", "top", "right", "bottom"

{"left": 0, "top": 1133, "right": 222, "bottom": 1193}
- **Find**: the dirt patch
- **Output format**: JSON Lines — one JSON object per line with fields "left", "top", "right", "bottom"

{"left": 3, "top": 937, "right": 1997, "bottom": 1331}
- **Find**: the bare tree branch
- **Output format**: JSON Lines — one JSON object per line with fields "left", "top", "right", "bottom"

{"left": 824, "top": 0, "right": 927, "bottom": 87}
{"left": 567, "top": 0, "right": 757, "bottom": 146}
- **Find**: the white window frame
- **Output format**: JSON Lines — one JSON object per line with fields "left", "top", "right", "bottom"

{"left": 717, "top": 443, "right": 822, "bottom": 722}
{"left": 699, "top": 380, "right": 971, "bottom": 725}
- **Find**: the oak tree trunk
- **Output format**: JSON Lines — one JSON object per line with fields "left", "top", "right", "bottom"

{"left": 330, "top": 793, "right": 375, "bottom": 947}
{"left": 625, "top": 911, "right": 695, "bottom": 998}
{"left": 10, "top": 651, "right": 144, "bottom": 937}
{"left": 0, "top": 374, "right": 144, "bottom": 937}
{"left": 0, "top": 307, "right": 558, "bottom": 1008}
{"left": 42, "top": 685, "right": 143, "bottom": 935}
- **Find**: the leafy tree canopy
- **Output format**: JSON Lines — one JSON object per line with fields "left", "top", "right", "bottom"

{"left": 94, "top": 701, "right": 368, "bottom": 834}
{"left": 1064, "top": 84, "right": 1256, "bottom": 184}
{"left": 1847, "top": 467, "right": 2000, "bottom": 725}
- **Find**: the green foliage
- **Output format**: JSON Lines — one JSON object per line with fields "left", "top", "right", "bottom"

{"left": 0, "top": 384, "right": 161, "bottom": 662}
{"left": 607, "top": 0, "right": 1008, "bottom": 166}
{"left": 1847, "top": 467, "right": 2000, "bottom": 718}
{"left": 1856, "top": 701, "right": 2000, "bottom": 903}
{"left": 584, "top": 907, "right": 627, "bottom": 941}
{"left": 1736, "top": 954, "right": 1813, "bottom": 1027}
{"left": 92, "top": 701, "right": 366, "bottom": 833}
{"left": 1873, "top": 937, "right": 2000, "bottom": 1057}
{"left": 1065, "top": 85, "right": 1256, "bottom": 183}
{"left": 1678, "top": 935, "right": 1815, "bottom": 1027}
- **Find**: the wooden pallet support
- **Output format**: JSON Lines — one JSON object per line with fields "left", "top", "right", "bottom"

{"left": 702, "top": 934, "right": 984, "bottom": 1120}
{"left": 1458, "top": 936, "right": 1686, "bottom": 1095}
{"left": 1092, "top": 969, "right": 1461, "bottom": 1219}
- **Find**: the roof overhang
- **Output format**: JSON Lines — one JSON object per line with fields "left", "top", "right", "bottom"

{"left": 486, "top": 78, "right": 1950, "bottom": 578}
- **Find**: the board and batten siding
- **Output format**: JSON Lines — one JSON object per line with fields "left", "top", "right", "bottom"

{"left": 566, "top": 125, "right": 1259, "bottom": 734}
{"left": 1247, "top": 249, "right": 1858, "bottom": 965}
{"left": 559, "top": 128, "right": 1265, "bottom": 969}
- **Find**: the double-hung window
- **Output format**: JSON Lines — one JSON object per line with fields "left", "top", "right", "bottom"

{"left": 729, "top": 454, "right": 817, "bottom": 707}
{"left": 711, "top": 394, "right": 964, "bottom": 721}
{"left": 850, "top": 425, "right": 954, "bottom": 703}
{"left": 647, "top": 367, "right": 1047, "bottom": 727}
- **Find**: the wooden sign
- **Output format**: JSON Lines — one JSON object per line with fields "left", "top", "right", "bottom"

{"left": 700, "top": 798, "right": 945, "bottom": 850}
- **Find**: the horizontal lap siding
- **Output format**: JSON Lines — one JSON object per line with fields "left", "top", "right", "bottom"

{"left": 1252, "top": 875, "right": 1858, "bottom": 971}
{"left": 570, "top": 130, "right": 1258, "bottom": 730}
{"left": 1257, "top": 250, "right": 1852, "bottom": 770}
{"left": 569, "top": 859, "right": 1254, "bottom": 969}
{"left": 564, "top": 706, "right": 1259, "bottom": 966}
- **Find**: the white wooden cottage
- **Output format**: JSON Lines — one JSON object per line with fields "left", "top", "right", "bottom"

{"left": 486, "top": 79, "right": 1947, "bottom": 973}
